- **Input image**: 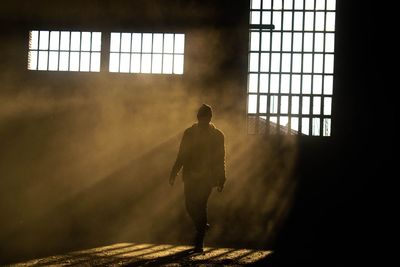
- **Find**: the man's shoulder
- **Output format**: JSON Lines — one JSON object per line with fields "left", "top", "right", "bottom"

{"left": 211, "top": 125, "right": 225, "bottom": 139}
{"left": 183, "top": 124, "right": 197, "bottom": 135}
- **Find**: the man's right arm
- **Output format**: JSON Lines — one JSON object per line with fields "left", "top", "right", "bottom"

{"left": 170, "top": 130, "right": 188, "bottom": 185}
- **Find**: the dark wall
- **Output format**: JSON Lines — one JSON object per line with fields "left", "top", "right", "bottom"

{"left": 0, "top": 0, "right": 383, "bottom": 265}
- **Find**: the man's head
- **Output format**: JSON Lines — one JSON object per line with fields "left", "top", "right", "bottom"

{"left": 197, "top": 104, "right": 212, "bottom": 125}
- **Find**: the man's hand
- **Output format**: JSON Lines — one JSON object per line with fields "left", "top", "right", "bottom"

{"left": 217, "top": 183, "right": 224, "bottom": 192}
{"left": 169, "top": 173, "right": 176, "bottom": 186}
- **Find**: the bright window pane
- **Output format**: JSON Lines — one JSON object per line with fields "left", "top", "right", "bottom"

{"left": 70, "top": 32, "right": 80, "bottom": 51}
{"left": 324, "top": 97, "right": 332, "bottom": 115}
{"left": 303, "top": 54, "right": 312, "bottom": 73}
{"left": 162, "top": 54, "right": 173, "bottom": 74}
{"left": 270, "top": 95, "right": 278, "bottom": 113}
{"left": 92, "top": 32, "right": 102, "bottom": 51}
{"left": 292, "top": 54, "right": 301, "bottom": 72}
{"left": 28, "top": 51, "right": 38, "bottom": 70}
{"left": 29, "top": 31, "right": 39, "bottom": 50}
{"left": 120, "top": 53, "right": 130, "bottom": 73}
{"left": 327, "top": 0, "right": 336, "bottom": 10}
{"left": 250, "top": 32, "right": 260, "bottom": 51}
{"left": 249, "top": 53, "right": 259, "bottom": 72}
{"left": 323, "top": 119, "right": 331, "bottom": 136}
{"left": 294, "top": 12, "right": 303, "bottom": 31}
{"left": 110, "top": 33, "right": 121, "bottom": 52}
{"left": 293, "top": 33, "right": 302, "bottom": 51}
{"left": 141, "top": 53, "right": 152, "bottom": 73}
{"left": 152, "top": 34, "right": 163, "bottom": 53}
{"left": 282, "top": 32, "right": 291, "bottom": 51}
{"left": 301, "top": 118, "right": 309, "bottom": 135}
{"left": 314, "top": 33, "right": 324, "bottom": 52}
{"left": 48, "top": 51, "right": 59, "bottom": 71}
{"left": 326, "top": 12, "right": 336, "bottom": 31}
{"left": 142, "top": 34, "right": 152, "bottom": 53}
{"left": 273, "top": 11, "right": 282, "bottom": 30}
{"left": 314, "top": 54, "right": 324, "bottom": 73}
{"left": 302, "top": 75, "right": 311, "bottom": 94}
{"left": 173, "top": 54, "right": 184, "bottom": 74}
{"left": 292, "top": 75, "right": 301, "bottom": 94}
{"left": 259, "top": 74, "right": 269, "bottom": 93}
{"left": 261, "top": 32, "right": 270, "bottom": 51}
{"left": 270, "top": 53, "right": 280, "bottom": 72}
{"left": 283, "top": 12, "right": 293, "bottom": 30}
{"left": 325, "top": 33, "right": 335, "bottom": 52}
{"left": 271, "top": 32, "right": 281, "bottom": 51}
{"left": 121, "top": 33, "right": 132, "bottom": 52}
{"left": 90, "top": 52, "right": 101, "bottom": 72}
{"left": 251, "top": 0, "right": 261, "bottom": 9}
{"left": 132, "top": 33, "right": 142, "bottom": 52}
{"left": 248, "top": 95, "right": 257, "bottom": 114}
{"left": 81, "top": 32, "right": 91, "bottom": 51}
{"left": 281, "top": 74, "right": 290, "bottom": 93}
{"left": 291, "top": 96, "right": 299, "bottom": 114}
{"left": 304, "top": 12, "right": 314, "bottom": 31}
{"left": 152, "top": 54, "right": 162, "bottom": 73}
{"left": 260, "top": 53, "right": 269, "bottom": 72}
{"left": 174, "top": 34, "right": 185, "bottom": 53}
{"left": 324, "top": 75, "right": 333, "bottom": 95}
{"left": 303, "top": 33, "right": 313, "bottom": 52}
{"left": 313, "top": 97, "right": 321, "bottom": 114}
{"left": 302, "top": 96, "right": 310, "bottom": 114}
{"left": 248, "top": 74, "right": 258, "bottom": 93}
{"left": 60, "top": 32, "right": 70, "bottom": 50}
{"left": 109, "top": 53, "right": 119, "bottom": 72}
{"left": 131, "top": 54, "right": 141, "bottom": 73}
{"left": 163, "top": 34, "right": 174, "bottom": 53}
{"left": 59, "top": 52, "right": 69, "bottom": 71}
{"left": 251, "top": 11, "right": 261, "bottom": 24}
{"left": 80, "top": 52, "right": 90, "bottom": 71}
{"left": 259, "top": 95, "right": 267, "bottom": 113}
{"left": 49, "top": 31, "right": 60, "bottom": 50}
{"left": 39, "top": 31, "right": 49, "bottom": 50}
{"left": 270, "top": 74, "right": 279, "bottom": 93}
{"left": 313, "top": 75, "right": 323, "bottom": 94}
{"left": 38, "top": 51, "right": 48, "bottom": 70}
{"left": 312, "top": 118, "right": 320, "bottom": 136}
{"left": 315, "top": 12, "right": 325, "bottom": 31}
{"left": 325, "top": 54, "right": 334, "bottom": 73}
{"left": 281, "top": 96, "right": 289, "bottom": 114}
{"left": 69, "top": 52, "right": 79, "bottom": 71}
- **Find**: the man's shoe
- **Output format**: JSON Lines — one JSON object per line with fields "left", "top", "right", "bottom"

{"left": 193, "top": 246, "right": 204, "bottom": 253}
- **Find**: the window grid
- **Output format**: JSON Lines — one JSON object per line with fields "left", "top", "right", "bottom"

{"left": 28, "top": 30, "right": 102, "bottom": 72}
{"left": 248, "top": 0, "right": 335, "bottom": 136}
{"left": 109, "top": 32, "right": 185, "bottom": 75}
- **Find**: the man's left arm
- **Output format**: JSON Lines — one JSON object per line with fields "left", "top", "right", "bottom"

{"left": 216, "top": 131, "right": 226, "bottom": 191}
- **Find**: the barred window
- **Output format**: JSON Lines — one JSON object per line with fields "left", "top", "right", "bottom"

{"left": 247, "top": 0, "right": 336, "bottom": 136}
{"left": 109, "top": 32, "right": 185, "bottom": 74}
{"left": 28, "top": 30, "right": 102, "bottom": 72}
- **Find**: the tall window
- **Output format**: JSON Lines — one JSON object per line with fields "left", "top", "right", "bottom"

{"left": 28, "top": 30, "right": 102, "bottom": 72}
{"left": 247, "top": 0, "right": 336, "bottom": 136}
{"left": 109, "top": 33, "right": 185, "bottom": 74}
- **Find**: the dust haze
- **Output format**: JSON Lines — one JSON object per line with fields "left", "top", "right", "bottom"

{"left": 0, "top": 19, "right": 299, "bottom": 264}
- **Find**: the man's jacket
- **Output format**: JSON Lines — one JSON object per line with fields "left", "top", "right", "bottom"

{"left": 171, "top": 123, "right": 226, "bottom": 187}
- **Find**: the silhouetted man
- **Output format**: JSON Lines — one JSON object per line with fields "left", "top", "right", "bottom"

{"left": 170, "top": 104, "right": 226, "bottom": 252}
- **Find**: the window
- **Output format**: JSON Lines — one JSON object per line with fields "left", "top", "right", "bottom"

{"left": 109, "top": 32, "right": 185, "bottom": 74}
{"left": 28, "top": 30, "right": 102, "bottom": 72}
{"left": 247, "top": 0, "right": 336, "bottom": 136}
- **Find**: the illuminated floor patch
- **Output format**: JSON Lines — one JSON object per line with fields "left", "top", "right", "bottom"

{"left": 7, "top": 243, "right": 273, "bottom": 266}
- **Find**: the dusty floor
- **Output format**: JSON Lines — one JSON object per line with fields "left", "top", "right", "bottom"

{"left": 6, "top": 243, "right": 273, "bottom": 266}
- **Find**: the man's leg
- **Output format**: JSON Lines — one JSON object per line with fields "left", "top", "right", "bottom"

{"left": 184, "top": 181, "right": 212, "bottom": 251}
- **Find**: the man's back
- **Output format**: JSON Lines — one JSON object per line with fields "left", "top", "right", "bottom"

{"left": 179, "top": 123, "right": 225, "bottom": 186}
